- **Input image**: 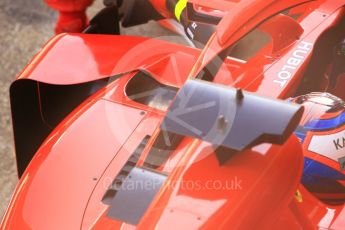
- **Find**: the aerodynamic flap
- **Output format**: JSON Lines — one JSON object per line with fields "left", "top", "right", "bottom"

{"left": 161, "top": 79, "right": 303, "bottom": 151}
{"left": 107, "top": 167, "right": 167, "bottom": 225}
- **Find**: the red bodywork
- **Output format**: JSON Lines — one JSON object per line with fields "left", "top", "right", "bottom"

{"left": 44, "top": 0, "right": 94, "bottom": 34}
{"left": 2, "top": 0, "right": 345, "bottom": 229}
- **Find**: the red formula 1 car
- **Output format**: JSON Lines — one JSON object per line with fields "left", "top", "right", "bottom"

{"left": 1, "top": 0, "right": 345, "bottom": 229}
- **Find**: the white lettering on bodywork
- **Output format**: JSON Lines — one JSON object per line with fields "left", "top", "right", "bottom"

{"left": 274, "top": 41, "right": 313, "bottom": 87}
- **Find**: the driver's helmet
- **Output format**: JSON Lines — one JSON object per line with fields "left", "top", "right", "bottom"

{"left": 291, "top": 92, "right": 345, "bottom": 204}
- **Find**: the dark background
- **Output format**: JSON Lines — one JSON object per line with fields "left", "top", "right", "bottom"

{"left": 0, "top": 0, "right": 57, "bottom": 218}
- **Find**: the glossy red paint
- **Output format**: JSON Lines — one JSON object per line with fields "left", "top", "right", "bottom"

{"left": 2, "top": 98, "right": 146, "bottom": 229}
{"left": 137, "top": 138, "right": 303, "bottom": 229}
{"left": 2, "top": 0, "right": 345, "bottom": 229}
{"left": 191, "top": 0, "right": 345, "bottom": 100}
{"left": 44, "top": 0, "right": 94, "bottom": 33}
{"left": 18, "top": 33, "right": 199, "bottom": 85}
